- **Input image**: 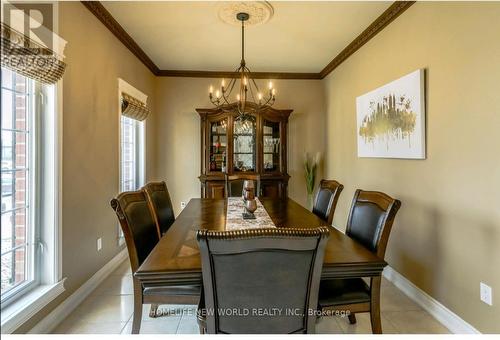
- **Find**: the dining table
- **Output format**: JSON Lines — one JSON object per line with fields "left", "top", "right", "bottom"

{"left": 135, "top": 197, "right": 387, "bottom": 286}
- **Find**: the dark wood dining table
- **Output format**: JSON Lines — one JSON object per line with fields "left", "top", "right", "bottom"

{"left": 135, "top": 198, "right": 387, "bottom": 286}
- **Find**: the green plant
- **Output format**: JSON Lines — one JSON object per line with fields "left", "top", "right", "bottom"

{"left": 304, "top": 152, "right": 320, "bottom": 196}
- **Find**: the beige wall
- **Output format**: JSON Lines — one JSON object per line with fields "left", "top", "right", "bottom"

{"left": 153, "top": 77, "right": 325, "bottom": 212}
{"left": 15, "top": 1, "right": 500, "bottom": 334}
{"left": 16, "top": 2, "right": 157, "bottom": 332}
{"left": 323, "top": 2, "right": 500, "bottom": 333}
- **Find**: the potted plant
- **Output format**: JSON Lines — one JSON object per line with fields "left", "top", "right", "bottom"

{"left": 304, "top": 152, "right": 321, "bottom": 209}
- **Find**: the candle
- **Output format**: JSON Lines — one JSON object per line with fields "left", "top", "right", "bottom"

{"left": 258, "top": 93, "right": 262, "bottom": 100}
{"left": 221, "top": 79, "right": 225, "bottom": 88}
{"left": 215, "top": 90, "right": 220, "bottom": 98}
{"left": 268, "top": 81, "right": 273, "bottom": 90}
{"left": 236, "top": 94, "right": 241, "bottom": 101}
{"left": 209, "top": 85, "right": 213, "bottom": 94}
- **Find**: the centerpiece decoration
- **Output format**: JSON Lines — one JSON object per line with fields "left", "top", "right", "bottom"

{"left": 242, "top": 180, "right": 257, "bottom": 219}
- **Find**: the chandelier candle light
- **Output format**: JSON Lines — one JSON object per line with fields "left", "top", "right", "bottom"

{"left": 208, "top": 12, "right": 276, "bottom": 119}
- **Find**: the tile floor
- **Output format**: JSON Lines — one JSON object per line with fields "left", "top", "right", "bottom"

{"left": 54, "top": 260, "right": 450, "bottom": 334}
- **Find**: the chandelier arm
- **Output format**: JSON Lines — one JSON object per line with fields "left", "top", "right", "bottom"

{"left": 210, "top": 97, "right": 220, "bottom": 106}
{"left": 243, "top": 65, "right": 257, "bottom": 101}
{"left": 228, "top": 76, "right": 237, "bottom": 91}
{"left": 221, "top": 93, "right": 231, "bottom": 106}
{"left": 221, "top": 66, "right": 241, "bottom": 102}
{"left": 224, "top": 77, "right": 238, "bottom": 102}
{"left": 221, "top": 78, "right": 233, "bottom": 105}
{"left": 247, "top": 77, "right": 257, "bottom": 105}
{"left": 264, "top": 90, "right": 276, "bottom": 106}
{"left": 261, "top": 96, "right": 271, "bottom": 107}
{"left": 240, "top": 76, "right": 247, "bottom": 113}
{"left": 250, "top": 77, "right": 261, "bottom": 94}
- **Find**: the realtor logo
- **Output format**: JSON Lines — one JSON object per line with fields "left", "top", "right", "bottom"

{"left": 1, "top": 2, "right": 67, "bottom": 83}
{"left": 2, "top": 2, "right": 54, "bottom": 52}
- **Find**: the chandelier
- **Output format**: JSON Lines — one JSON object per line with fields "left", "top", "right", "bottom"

{"left": 208, "top": 12, "right": 276, "bottom": 118}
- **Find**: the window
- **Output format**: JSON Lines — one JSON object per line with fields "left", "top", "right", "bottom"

{"left": 1, "top": 68, "right": 36, "bottom": 302}
{"left": 1, "top": 67, "right": 63, "bottom": 330}
{"left": 120, "top": 116, "right": 144, "bottom": 192}
{"left": 0, "top": 4, "right": 66, "bottom": 331}
{"left": 118, "top": 81, "right": 146, "bottom": 244}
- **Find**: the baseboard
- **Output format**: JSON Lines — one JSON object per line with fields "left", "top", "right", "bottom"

{"left": 383, "top": 266, "right": 480, "bottom": 334}
{"left": 29, "top": 249, "right": 128, "bottom": 334}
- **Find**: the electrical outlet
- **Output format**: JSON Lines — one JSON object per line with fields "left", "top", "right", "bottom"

{"left": 180, "top": 201, "right": 186, "bottom": 210}
{"left": 97, "top": 238, "right": 102, "bottom": 251}
{"left": 480, "top": 282, "right": 492, "bottom": 306}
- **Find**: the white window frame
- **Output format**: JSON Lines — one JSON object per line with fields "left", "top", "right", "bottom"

{"left": 117, "top": 79, "right": 147, "bottom": 245}
{"left": 0, "top": 72, "right": 64, "bottom": 334}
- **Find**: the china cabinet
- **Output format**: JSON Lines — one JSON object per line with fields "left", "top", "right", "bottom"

{"left": 197, "top": 102, "right": 292, "bottom": 199}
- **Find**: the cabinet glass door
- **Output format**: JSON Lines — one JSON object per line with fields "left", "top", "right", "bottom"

{"left": 209, "top": 118, "right": 227, "bottom": 172}
{"left": 233, "top": 116, "right": 256, "bottom": 172}
{"left": 263, "top": 120, "right": 281, "bottom": 173}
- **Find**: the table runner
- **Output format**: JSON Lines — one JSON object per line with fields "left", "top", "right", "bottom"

{"left": 226, "top": 197, "right": 276, "bottom": 230}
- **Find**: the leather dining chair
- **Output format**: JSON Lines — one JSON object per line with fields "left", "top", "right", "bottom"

{"left": 143, "top": 181, "right": 175, "bottom": 237}
{"left": 225, "top": 173, "right": 261, "bottom": 198}
{"left": 317, "top": 189, "right": 401, "bottom": 333}
{"left": 110, "top": 191, "right": 200, "bottom": 334}
{"left": 312, "top": 179, "right": 344, "bottom": 225}
{"left": 196, "top": 227, "right": 330, "bottom": 334}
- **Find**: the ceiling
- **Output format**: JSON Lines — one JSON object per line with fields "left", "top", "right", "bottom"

{"left": 101, "top": 1, "right": 393, "bottom": 73}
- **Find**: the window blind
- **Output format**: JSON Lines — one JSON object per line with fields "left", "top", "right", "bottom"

{"left": 1, "top": 22, "right": 66, "bottom": 84}
{"left": 121, "top": 92, "right": 150, "bottom": 121}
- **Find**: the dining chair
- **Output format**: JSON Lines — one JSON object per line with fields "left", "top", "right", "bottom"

{"left": 196, "top": 227, "right": 330, "bottom": 334}
{"left": 317, "top": 189, "right": 401, "bottom": 333}
{"left": 312, "top": 179, "right": 344, "bottom": 225}
{"left": 225, "top": 173, "right": 261, "bottom": 197}
{"left": 110, "top": 191, "right": 200, "bottom": 334}
{"left": 142, "top": 181, "right": 175, "bottom": 237}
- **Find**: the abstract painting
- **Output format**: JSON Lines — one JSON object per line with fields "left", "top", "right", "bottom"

{"left": 356, "top": 69, "right": 426, "bottom": 159}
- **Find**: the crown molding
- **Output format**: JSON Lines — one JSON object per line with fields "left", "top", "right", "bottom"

{"left": 319, "top": 1, "right": 415, "bottom": 79}
{"left": 82, "top": 1, "right": 415, "bottom": 80}
{"left": 157, "top": 69, "right": 321, "bottom": 79}
{"left": 81, "top": 1, "right": 159, "bottom": 75}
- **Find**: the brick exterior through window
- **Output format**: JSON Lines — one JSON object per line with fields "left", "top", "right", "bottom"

{"left": 1, "top": 68, "right": 31, "bottom": 296}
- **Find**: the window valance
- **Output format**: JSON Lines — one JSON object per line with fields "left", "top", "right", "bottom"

{"left": 1, "top": 22, "right": 66, "bottom": 84}
{"left": 121, "top": 92, "right": 150, "bottom": 121}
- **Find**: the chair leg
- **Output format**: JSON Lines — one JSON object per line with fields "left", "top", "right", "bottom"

{"left": 348, "top": 313, "right": 357, "bottom": 324}
{"left": 370, "top": 276, "right": 382, "bottom": 334}
{"left": 132, "top": 279, "right": 143, "bottom": 334}
{"left": 149, "top": 304, "right": 159, "bottom": 318}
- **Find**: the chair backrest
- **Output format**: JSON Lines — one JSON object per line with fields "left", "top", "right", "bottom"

{"left": 143, "top": 181, "right": 175, "bottom": 237}
{"left": 225, "top": 174, "right": 261, "bottom": 198}
{"left": 110, "top": 191, "right": 160, "bottom": 272}
{"left": 346, "top": 190, "right": 401, "bottom": 258}
{"left": 197, "top": 227, "right": 330, "bottom": 334}
{"left": 312, "top": 179, "right": 344, "bottom": 225}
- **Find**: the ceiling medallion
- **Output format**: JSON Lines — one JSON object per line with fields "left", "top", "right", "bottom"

{"left": 208, "top": 11, "right": 276, "bottom": 119}
{"left": 218, "top": 1, "right": 274, "bottom": 26}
